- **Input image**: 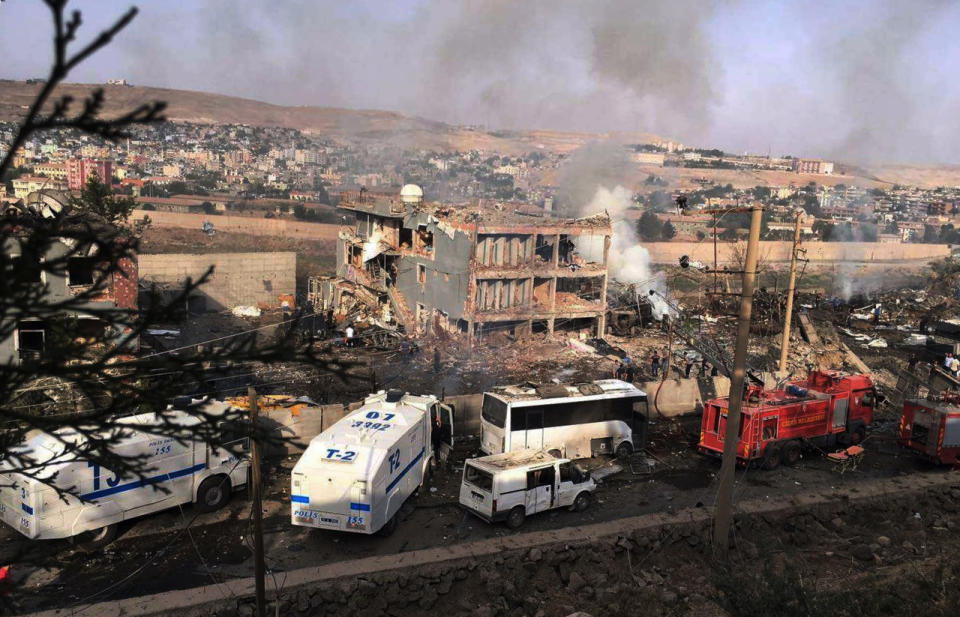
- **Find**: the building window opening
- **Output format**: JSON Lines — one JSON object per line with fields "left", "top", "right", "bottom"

{"left": 67, "top": 257, "right": 97, "bottom": 286}
{"left": 416, "top": 226, "right": 434, "bottom": 254}
{"left": 17, "top": 321, "right": 46, "bottom": 358}
{"left": 417, "top": 264, "right": 427, "bottom": 284}
{"left": 399, "top": 227, "right": 413, "bottom": 250}
{"left": 535, "top": 234, "right": 555, "bottom": 263}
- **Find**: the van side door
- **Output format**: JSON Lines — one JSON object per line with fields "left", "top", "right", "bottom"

{"left": 557, "top": 461, "right": 578, "bottom": 508}
{"left": 524, "top": 466, "right": 555, "bottom": 514}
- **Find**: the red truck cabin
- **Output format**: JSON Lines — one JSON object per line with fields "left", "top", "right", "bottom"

{"left": 898, "top": 398, "right": 960, "bottom": 466}
{"left": 699, "top": 371, "right": 875, "bottom": 468}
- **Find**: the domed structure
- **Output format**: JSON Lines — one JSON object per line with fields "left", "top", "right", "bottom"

{"left": 400, "top": 183, "right": 424, "bottom": 205}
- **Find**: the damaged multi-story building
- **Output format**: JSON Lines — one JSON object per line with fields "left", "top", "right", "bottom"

{"left": 314, "top": 185, "right": 612, "bottom": 338}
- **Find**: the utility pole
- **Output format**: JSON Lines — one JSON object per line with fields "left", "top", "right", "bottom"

{"left": 778, "top": 213, "right": 803, "bottom": 374}
{"left": 712, "top": 205, "right": 763, "bottom": 555}
{"left": 248, "top": 387, "right": 266, "bottom": 617}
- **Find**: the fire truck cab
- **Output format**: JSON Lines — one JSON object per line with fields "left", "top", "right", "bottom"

{"left": 898, "top": 396, "right": 960, "bottom": 466}
{"left": 699, "top": 371, "right": 876, "bottom": 469}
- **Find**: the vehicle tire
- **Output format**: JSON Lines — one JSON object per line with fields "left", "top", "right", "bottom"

{"left": 615, "top": 441, "right": 633, "bottom": 459}
{"left": 74, "top": 523, "right": 118, "bottom": 552}
{"left": 573, "top": 492, "right": 592, "bottom": 513}
{"left": 195, "top": 475, "right": 231, "bottom": 513}
{"left": 762, "top": 445, "right": 781, "bottom": 470}
{"left": 505, "top": 506, "right": 526, "bottom": 530}
{"left": 851, "top": 426, "right": 866, "bottom": 445}
{"left": 377, "top": 513, "right": 398, "bottom": 537}
{"left": 781, "top": 441, "right": 802, "bottom": 466}
{"left": 548, "top": 449, "right": 562, "bottom": 458}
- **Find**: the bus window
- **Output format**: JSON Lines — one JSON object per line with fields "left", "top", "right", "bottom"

{"left": 481, "top": 396, "right": 507, "bottom": 429}
{"left": 511, "top": 407, "right": 527, "bottom": 431}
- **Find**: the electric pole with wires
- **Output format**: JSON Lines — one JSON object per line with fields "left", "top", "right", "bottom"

{"left": 248, "top": 387, "right": 266, "bottom": 617}
{"left": 711, "top": 205, "right": 764, "bottom": 555}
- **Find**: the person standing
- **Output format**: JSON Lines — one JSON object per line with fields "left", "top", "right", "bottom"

{"left": 345, "top": 324, "right": 355, "bottom": 348}
{"left": 650, "top": 350, "right": 660, "bottom": 378}
{"left": 660, "top": 349, "right": 669, "bottom": 379}
{"left": 684, "top": 353, "right": 695, "bottom": 378}
{"left": 433, "top": 345, "right": 441, "bottom": 374}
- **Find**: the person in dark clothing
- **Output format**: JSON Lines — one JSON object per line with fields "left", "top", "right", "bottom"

{"left": 433, "top": 346, "right": 441, "bottom": 373}
{"left": 624, "top": 363, "right": 636, "bottom": 383}
{"left": 684, "top": 354, "right": 694, "bottom": 378}
{"left": 650, "top": 350, "right": 660, "bottom": 378}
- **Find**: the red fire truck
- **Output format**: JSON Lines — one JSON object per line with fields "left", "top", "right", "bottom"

{"left": 898, "top": 395, "right": 960, "bottom": 466}
{"left": 699, "top": 370, "right": 877, "bottom": 469}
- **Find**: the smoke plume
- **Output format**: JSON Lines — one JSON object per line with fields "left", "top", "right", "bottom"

{"left": 580, "top": 186, "right": 674, "bottom": 319}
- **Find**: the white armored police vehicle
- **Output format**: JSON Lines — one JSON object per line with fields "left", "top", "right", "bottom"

{"left": 291, "top": 389, "right": 454, "bottom": 535}
{"left": 460, "top": 449, "right": 596, "bottom": 528}
{"left": 0, "top": 401, "right": 249, "bottom": 550}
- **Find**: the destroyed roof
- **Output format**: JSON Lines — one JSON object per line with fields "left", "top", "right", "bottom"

{"left": 340, "top": 191, "right": 610, "bottom": 233}
{"left": 467, "top": 448, "right": 561, "bottom": 471}
{"left": 487, "top": 379, "right": 645, "bottom": 402}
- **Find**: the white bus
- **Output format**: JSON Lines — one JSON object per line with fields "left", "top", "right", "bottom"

{"left": 479, "top": 379, "right": 648, "bottom": 459}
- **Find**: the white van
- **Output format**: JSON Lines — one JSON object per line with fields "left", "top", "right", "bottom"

{"left": 459, "top": 449, "right": 596, "bottom": 529}
{"left": 479, "top": 380, "right": 647, "bottom": 459}
{"left": 291, "top": 389, "right": 454, "bottom": 535}
{"left": 0, "top": 401, "right": 249, "bottom": 550}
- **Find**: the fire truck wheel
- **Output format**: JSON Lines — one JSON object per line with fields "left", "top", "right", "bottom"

{"left": 196, "top": 475, "right": 231, "bottom": 512}
{"left": 573, "top": 492, "right": 592, "bottom": 513}
{"left": 615, "top": 441, "right": 633, "bottom": 459}
{"left": 506, "top": 506, "right": 526, "bottom": 529}
{"left": 762, "top": 445, "right": 782, "bottom": 470}
{"left": 781, "top": 441, "right": 802, "bottom": 466}
{"left": 74, "top": 523, "right": 118, "bottom": 552}
{"left": 851, "top": 427, "right": 866, "bottom": 445}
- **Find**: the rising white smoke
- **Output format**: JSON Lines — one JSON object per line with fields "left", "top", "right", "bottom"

{"left": 580, "top": 186, "right": 675, "bottom": 320}
{"left": 362, "top": 229, "right": 385, "bottom": 262}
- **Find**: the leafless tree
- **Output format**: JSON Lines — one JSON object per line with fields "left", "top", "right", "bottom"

{"left": 0, "top": 2, "right": 334, "bottom": 507}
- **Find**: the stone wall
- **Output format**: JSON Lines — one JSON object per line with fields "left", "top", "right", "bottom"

{"left": 138, "top": 252, "right": 296, "bottom": 311}
{"left": 642, "top": 240, "right": 949, "bottom": 267}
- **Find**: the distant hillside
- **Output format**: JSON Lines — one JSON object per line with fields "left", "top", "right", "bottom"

{"left": 0, "top": 80, "right": 597, "bottom": 154}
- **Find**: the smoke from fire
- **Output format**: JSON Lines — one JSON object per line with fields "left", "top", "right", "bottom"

{"left": 579, "top": 186, "right": 673, "bottom": 320}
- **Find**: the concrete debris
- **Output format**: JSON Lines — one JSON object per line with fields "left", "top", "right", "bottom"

{"left": 231, "top": 305, "right": 262, "bottom": 318}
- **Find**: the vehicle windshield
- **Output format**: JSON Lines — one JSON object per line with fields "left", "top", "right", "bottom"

{"left": 481, "top": 395, "right": 507, "bottom": 429}
{"left": 464, "top": 464, "right": 493, "bottom": 491}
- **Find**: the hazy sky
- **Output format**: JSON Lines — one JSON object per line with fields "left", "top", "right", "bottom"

{"left": 2, "top": 0, "right": 959, "bottom": 164}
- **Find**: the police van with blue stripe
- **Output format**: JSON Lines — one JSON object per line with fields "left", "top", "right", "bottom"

{"left": 291, "top": 389, "right": 454, "bottom": 536}
{"left": 0, "top": 401, "right": 248, "bottom": 550}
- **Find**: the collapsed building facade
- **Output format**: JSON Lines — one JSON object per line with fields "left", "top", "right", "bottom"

{"left": 314, "top": 186, "right": 612, "bottom": 338}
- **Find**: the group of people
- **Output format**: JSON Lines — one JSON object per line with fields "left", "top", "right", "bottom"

{"left": 614, "top": 348, "right": 720, "bottom": 383}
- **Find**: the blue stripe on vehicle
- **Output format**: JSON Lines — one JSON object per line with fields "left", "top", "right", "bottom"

{"left": 350, "top": 502, "right": 371, "bottom": 511}
{"left": 385, "top": 447, "right": 425, "bottom": 493}
{"left": 21, "top": 503, "right": 33, "bottom": 515}
{"left": 291, "top": 494, "right": 309, "bottom": 504}
{"left": 80, "top": 463, "right": 207, "bottom": 501}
